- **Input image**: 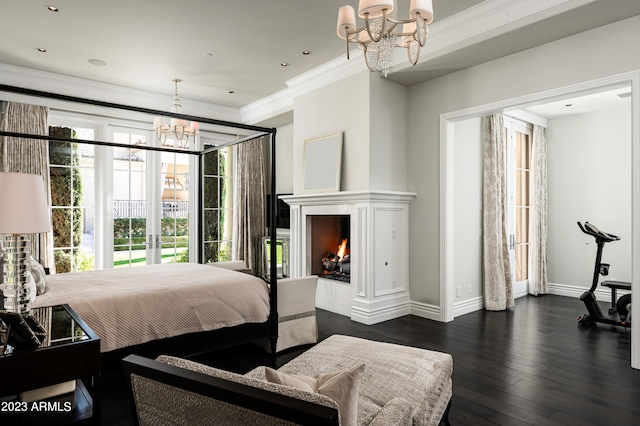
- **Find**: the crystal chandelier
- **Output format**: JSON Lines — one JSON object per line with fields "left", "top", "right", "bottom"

{"left": 153, "top": 78, "right": 199, "bottom": 148}
{"left": 337, "top": 0, "right": 434, "bottom": 77}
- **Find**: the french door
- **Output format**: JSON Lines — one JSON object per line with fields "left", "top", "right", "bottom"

{"left": 504, "top": 118, "right": 533, "bottom": 297}
{"left": 110, "top": 127, "right": 193, "bottom": 267}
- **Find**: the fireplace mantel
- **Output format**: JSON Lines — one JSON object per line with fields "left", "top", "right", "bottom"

{"left": 281, "top": 190, "right": 416, "bottom": 325}
{"left": 280, "top": 190, "right": 416, "bottom": 206}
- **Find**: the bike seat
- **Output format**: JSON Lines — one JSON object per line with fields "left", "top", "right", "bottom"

{"left": 601, "top": 280, "right": 632, "bottom": 290}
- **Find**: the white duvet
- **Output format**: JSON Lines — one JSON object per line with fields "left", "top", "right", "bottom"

{"left": 32, "top": 263, "right": 270, "bottom": 352}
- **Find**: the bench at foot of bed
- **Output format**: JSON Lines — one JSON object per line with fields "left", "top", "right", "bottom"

{"left": 124, "top": 334, "right": 453, "bottom": 425}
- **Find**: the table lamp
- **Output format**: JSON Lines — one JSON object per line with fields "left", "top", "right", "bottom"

{"left": 0, "top": 172, "right": 52, "bottom": 315}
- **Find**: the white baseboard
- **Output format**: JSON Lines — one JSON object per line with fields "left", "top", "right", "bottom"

{"left": 410, "top": 301, "right": 442, "bottom": 321}
{"left": 547, "top": 282, "right": 630, "bottom": 300}
{"left": 410, "top": 296, "right": 485, "bottom": 321}
{"left": 405, "top": 283, "right": 628, "bottom": 323}
{"left": 351, "top": 302, "right": 411, "bottom": 325}
{"left": 453, "top": 296, "right": 485, "bottom": 317}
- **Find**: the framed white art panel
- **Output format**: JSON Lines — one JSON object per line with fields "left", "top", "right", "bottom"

{"left": 301, "top": 132, "right": 343, "bottom": 194}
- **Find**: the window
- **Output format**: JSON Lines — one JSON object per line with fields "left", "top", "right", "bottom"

{"left": 202, "top": 147, "right": 233, "bottom": 263}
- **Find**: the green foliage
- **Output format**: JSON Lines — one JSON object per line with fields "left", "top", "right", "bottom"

{"left": 113, "top": 218, "right": 189, "bottom": 239}
{"left": 54, "top": 249, "right": 94, "bottom": 274}
{"left": 49, "top": 127, "right": 83, "bottom": 250}
{"left": 113, "top": 235, "right": 188, "bottom": 251}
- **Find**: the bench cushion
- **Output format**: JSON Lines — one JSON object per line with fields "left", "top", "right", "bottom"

{"left": 265, "top": 364, "right": 365, "bottom": 426}
{"left": 247, "top": 335, "right": 453, "bottom": 426}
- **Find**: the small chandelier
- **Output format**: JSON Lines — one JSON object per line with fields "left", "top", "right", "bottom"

{"left": 337, "top": 0, "right": 434, "bottom": 77}
{"left": 153, "top": 78, "right": 199, "bottom": 148}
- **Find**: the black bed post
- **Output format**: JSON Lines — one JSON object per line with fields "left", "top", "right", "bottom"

{"left": 197, "top": 151, "right": 204, "bottom": 264}
{"left": 269, "top": 129, "right": 279, "bottom": 358}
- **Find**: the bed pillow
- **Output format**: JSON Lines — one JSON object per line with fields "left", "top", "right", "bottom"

{"left": 29, "top": 257, "right": 47, "bottom": 296}
{"left": 264, "top": 364, "right": 365, "bottom": 426}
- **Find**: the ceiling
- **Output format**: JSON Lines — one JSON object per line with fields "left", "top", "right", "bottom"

{"left": 1, "top": 1, "right": 639, "bottom": 118}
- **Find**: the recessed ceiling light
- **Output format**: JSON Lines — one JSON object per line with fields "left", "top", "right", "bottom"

{"left": 302, "top": 50, "right": 311, "bottom": 55}
{"left": 47, "top": 5, "right": 59, "bottom": 12}
{"left": 88, "top": 59, "right": 107, "bottom": 66}
{"left": 281, "top": 62, "right": 289, "bottom": 67}
{"left": 228, "top": 90, "right": 235, "bottom": 94}
{"left": 36, "top": 48, "right": 47, "bottom": 53}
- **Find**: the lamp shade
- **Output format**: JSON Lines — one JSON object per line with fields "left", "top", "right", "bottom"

{"left": 153, "top": 116, "right": 165, "bottom": 129}
{"left": 0, "top": 172, "right": 51, "bottom": 234}
{"left": 358, "top": 0, "right": 394, "bottom": 19}
{"left": 410, "top": 0, "right": 434, "bottom": 24}
{"left": 337, "top": 5, "right": 357, "bottom": 40}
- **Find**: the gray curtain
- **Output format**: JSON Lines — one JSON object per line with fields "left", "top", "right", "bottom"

{"left": 233, "top": 137, "right": 266, "bottom": 275}
{"left": 483, "top": 114, "right": 515, "bottom": 311}
{"left": 528, "top": 124, "right": 548, "bottom": 295}
{"left": 0, "top": 102, "right": 54, "bottom": 272}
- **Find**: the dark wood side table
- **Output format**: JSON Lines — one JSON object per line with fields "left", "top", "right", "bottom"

{"left": 0, "top": 304, "right": 101, "bottom": 424}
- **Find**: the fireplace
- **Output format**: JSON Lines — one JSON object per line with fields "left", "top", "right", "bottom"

{"left": 282, "top": 190, "right": 415, "bottom": 324}
{"left": 309, "top": 215, "right": 350, "bottom": 282}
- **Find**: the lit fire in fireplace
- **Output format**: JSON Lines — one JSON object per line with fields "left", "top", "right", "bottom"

{"left": 336, "top": 238, "right": 348, "bottom": 260}
{"left": 321, "top": 238, "right": 350, "bottom": 282}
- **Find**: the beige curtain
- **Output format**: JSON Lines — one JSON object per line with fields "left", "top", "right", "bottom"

{"left": 483, "top": 114, "right": 514, "bottom": 311}
{"left": 0, "top": 102, "right": 54, "bottom": 272}
{"left": 528, "top": 124, "right": 548, "bottom": 295}
{"left": 233, "top": 137, "right": 266, "bottom": 275}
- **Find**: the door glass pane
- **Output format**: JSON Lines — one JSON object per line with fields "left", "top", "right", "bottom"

{"left": 160, "top": 146, "right": 190, "bottom": 263}
{"left": 49, "top": 127, "right": 95, "bottom": 273}
{"left": 113, "top": 132, "right": 147, "bottom": 268}
{"left": 513, "top": 128, "right": 531, "bottom": 282}
{"left": 515, "top": 244, "right": 529, "bottom": 282}
{"left": 202, "top": 146, "right": 232, "bottom": 263}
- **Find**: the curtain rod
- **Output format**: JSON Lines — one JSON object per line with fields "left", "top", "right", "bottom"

{"left": 0, "top": 84, "right": 276, "bottom": 135}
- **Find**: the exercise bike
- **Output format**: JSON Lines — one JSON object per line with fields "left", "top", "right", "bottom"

{"left": 576, "top": 222, "right": 631, "bottom": 327}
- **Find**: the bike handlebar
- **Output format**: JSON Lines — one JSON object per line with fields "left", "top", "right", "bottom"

{"left": 577, "top": 221, "right": 620, "bottom": 242}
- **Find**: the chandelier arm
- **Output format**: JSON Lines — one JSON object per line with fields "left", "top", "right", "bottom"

{"left": 364, "top": 9, "right": 389, "bottom": 43}
{"left": 416, "top": 16, "right": 428, "bottom": 47}
{"left": 345, "top": 30, "right": 351, "bottom": 59}
{"left": 387, "top": 17, "right": 415, "bottom": 25}
{"left": 363, "top": 44, "right": 381, "bottom": 72}
{"left": 406, "top": 42, "right": 421, "bottom": 66}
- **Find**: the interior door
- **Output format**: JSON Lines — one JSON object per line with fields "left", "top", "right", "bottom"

{"left": 505, "top": 118, "right": 532, "bottom": 297}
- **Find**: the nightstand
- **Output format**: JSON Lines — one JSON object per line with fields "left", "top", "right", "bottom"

{"left": 0, "top": 304, "right": 101, "bottom": 424}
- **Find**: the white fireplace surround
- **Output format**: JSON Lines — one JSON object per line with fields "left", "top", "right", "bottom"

{"left": 281, "top": 190, "right": 416, "bottom": 325}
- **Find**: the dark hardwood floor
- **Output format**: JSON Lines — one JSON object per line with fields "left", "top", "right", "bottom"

{"left": 101, "top": 294, "right": 640, "bottom": 425}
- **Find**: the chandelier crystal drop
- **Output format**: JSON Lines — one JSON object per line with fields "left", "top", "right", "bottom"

{"left": 153, "top": 78, "right": 199, "bottom": 149}
{"left": 337, "top": 0, "right": 434, "bottom": 77}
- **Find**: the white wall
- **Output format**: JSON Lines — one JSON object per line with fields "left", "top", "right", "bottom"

{"left": 547, "top": 105, "right": 632, "bottom": 289}
{"left": 408, "top": 15, "right": 640, "bottom": 306}
{"left": 275, "top": 123, "right": 294, "bottom": 194}
{"left": 369, "top": 76, "right": 409, "bottom": 191}
{"left": 293, "top": 72, "right": 371, "bottom": 194}
{"left": 453, "top": 117, "right": 483, "bottom": 302}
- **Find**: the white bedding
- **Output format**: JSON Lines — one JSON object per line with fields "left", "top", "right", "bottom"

{"left": 31, "top": 263, "right": 271, "bottom": 352}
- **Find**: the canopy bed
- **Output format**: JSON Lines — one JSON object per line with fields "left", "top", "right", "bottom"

{"left": 0, "top": 83, "right": 284, "bottom": 356}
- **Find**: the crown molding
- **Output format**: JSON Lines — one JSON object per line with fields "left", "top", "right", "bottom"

{"left": 240, "top": 86, "right": 294, "bottom": 126}
{"left": 391, "top": 0, "right": 596, "bottom": 71}
{"left": 0, "top": 64, "right": 242, "bottom": 123}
